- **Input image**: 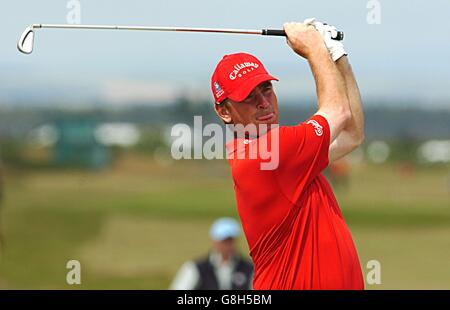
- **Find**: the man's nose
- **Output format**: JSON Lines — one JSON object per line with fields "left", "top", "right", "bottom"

{"left": 255, "top": 91, "right": 270, "bottom": 109}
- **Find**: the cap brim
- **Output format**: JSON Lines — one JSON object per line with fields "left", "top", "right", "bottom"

{"left": 227, "top": 74, "right": 279, "bottom": 102}
{"left": 213, "top": 235, "right": 238, "bottom": 241}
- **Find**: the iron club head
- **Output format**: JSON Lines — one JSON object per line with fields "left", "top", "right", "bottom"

{"left": 17, "top": 26, "right": 35, "bottom": 54}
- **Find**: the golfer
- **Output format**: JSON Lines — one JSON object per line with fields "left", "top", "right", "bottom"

{"left": 211, "top": 19, "right": 365, "bottom": 289}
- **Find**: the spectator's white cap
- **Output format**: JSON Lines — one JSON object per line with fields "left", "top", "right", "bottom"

{"left": 209, "top": 217, "right": 240, "bottom": 241}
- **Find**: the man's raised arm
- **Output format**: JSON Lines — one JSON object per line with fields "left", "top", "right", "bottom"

{"left": 328, "top": 56, "right": 365, "bottom": 162}
{"left": 305, "top": 19, "right": 365, "bottom": 162}
{"left": 284, "top": 22, "right": 351, "bottom": 144}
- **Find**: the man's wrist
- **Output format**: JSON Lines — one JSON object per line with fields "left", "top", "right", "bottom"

{"left": 307, "top": 46, "right": 332, "bottom": 64}
{"left": 335, "top": 55, "right": 349, "bottom": 65}
{"left": 335, "top": 55, "right": 351, "bottom": 72}
{"left": 330, "top": 48, "right": 347, "bottom": 62}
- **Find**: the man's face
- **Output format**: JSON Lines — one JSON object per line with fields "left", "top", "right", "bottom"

{"left": 215, "top": 81, "right": 279, "bottom": 131}
{"left": 214, "top": 237, "right": 237, "bottom": 261}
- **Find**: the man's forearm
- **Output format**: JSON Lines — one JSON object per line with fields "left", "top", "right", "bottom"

{"left": 308, "top": 49, "right": 350, "bottom": 114}
{"left": 335, "top": 56, "right": 364, "bottom": 143}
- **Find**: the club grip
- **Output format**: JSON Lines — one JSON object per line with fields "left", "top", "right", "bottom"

{"left": 262, "top": 29, "right": 344, "bottom": 41}
{"left": 262, "top": 29, "right": 286, "bottom": 36}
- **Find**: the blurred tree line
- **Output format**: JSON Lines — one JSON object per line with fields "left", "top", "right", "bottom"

{"left": 0, "top": 98, "right": 448, "bottom": 169}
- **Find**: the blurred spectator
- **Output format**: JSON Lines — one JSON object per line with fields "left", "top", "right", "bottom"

{"left": 170, "top": 217, "right": 253, "bottom": 290}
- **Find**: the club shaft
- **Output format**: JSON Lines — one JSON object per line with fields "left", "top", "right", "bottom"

{"left": 32, "top": 24, "right": 263, "bottom": 35}
{"left": 30, "top": 24, "right": 344, "bottom": 40}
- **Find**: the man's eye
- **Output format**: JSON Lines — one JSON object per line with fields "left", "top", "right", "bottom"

{"left": 245, "top": 93, "right": 255, "bottom": 102}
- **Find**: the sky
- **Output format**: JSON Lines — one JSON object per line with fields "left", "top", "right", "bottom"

{"left": 1, "top": 0, "right": 450, "bottom": 108}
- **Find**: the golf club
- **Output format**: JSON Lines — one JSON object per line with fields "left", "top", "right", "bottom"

{"left": 17, "top": 23, "right": 344, "bottom": 54}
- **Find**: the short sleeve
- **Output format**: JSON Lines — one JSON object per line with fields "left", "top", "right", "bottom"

{"left": 275, "top": 114, "right": 330, "bottom": 203}
{"left": 169, "top": 261, "right": 200, "bottom": 290}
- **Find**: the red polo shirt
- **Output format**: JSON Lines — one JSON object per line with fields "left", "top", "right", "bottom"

{"left": 226, "top": 114, "right": 364, "bottom": 290}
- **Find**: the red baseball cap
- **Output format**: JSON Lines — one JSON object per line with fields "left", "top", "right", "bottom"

{"left": 211, "top": 52, "right": 278, "bottom": 104}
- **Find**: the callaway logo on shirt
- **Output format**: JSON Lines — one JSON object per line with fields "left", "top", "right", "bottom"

{"left": 307, "top": 119, "right": 323, "bottom": 136}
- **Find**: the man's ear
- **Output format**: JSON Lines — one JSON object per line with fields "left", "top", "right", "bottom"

{"left": 214, "top": 102, "right": 232, "bottom": 124}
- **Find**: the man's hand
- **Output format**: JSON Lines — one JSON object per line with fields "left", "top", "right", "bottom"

{"left": 283, "top": 22, "right": 328, "bottom": 60}
{"left": 304, "top": 18, "right": 348, "bottom": 62}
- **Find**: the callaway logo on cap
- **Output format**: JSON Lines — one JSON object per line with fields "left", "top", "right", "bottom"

{"left": 211, "top": 52, "right": 278, "bottom": 104}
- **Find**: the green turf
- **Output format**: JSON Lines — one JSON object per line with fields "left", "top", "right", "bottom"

{"left": 0, "top": 154, "right": 449, "bottom": 289}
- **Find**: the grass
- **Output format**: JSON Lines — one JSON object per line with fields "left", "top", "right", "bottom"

{"left": 0, "top": 153, "right": 449, "bottom": 289}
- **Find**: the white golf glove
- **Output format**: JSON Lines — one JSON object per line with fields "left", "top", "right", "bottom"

{"left": 304, "top": 17, "right": 347, "bottom": 61}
